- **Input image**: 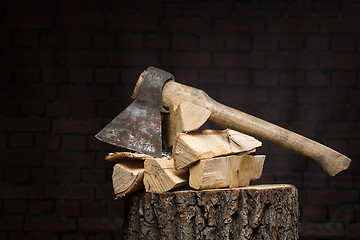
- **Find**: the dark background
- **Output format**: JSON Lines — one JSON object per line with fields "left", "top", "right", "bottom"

{"left": 0, "top": 0, "right": 359, "bottom": 239}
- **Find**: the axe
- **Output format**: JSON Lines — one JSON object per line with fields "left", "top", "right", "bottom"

{"left": 96, "top": 66, "right": 351, "bottom": 177}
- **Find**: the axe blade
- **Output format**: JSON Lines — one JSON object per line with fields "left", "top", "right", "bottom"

{"left": 95, "top": 66, "right": 173, "bottom": 157}
{"left": 95, "top": 99, "right": 162, "bottom": 157}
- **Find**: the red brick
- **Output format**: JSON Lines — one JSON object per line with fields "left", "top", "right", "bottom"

{"left": 0, "top": 184, "right": 43, "bottom": 199}
{"left": 45, "top": 184, "right": 94, "bottom": 200}
{"left": 3, "top": 199, "right": 28, "bottom": 214}
{"left": 94, "top": 34, "right": 116, "bottom": 48}
{"left": 215, "top": 53, "right": 264, "bottom": 68}
{"left": 321, "top": 122, "right": 360, "bottom": 139}
{"left": 270, "top": 89, "right": 296, "bottom": 103}
{"left": 108, "top": 15, "right": 159, "bottom": 31}
{"left": 349, "top": 140, "right": 360, "bottom": 155}
{"left": 7, "top": 0, "right": 33, "bottom": 14}
{"left": 14, "top": 67, "right": 40, "bottom": 83}
{"left": 88, "top": 137, "right": 113, "bottom": 151}
{"left": 306, "top": 72, "right": 331, "bottom": 86}
{"left": 9, "top": 233, "right": 34, "bottom": 240}
{"left": 303, "top": 173, "right": 328, "bottom": 188}
{"left": 332, "top": 72, "right": 357, "bottom": 86}
{"left": 214, "top": 19, "right": 264, "bottom": 33}
{"left": 0, "top": 150, "right": 43, "bottom": 167}
{"left": 145, "top": 33, "right": 170, "bottom": 49}
{"left": 0, "top": 216, "right": 23, "bottom": 231}
{"left": 46, "top": 102, "right": 70, "bottom": 117}
{"left": 218, "top": 87, "right": 268, "bottom": 105}
{"left": 306, "top": 36, "right": 329, "bottom": 50}
{"left": 298, "top": 88, "right": 347, "bottom": 104}
{"left": 62, "top": 135, "right": 88, "bottom": 150}
{"left": 306, "top": 190, "right": 355, "bottom": 206}
{"left": 254, "top": 71, "right": 278, "bottom": 86}
{"left": 347, "top": 223, "right": 360, "bottom": 239}
{"left": 199, "top": 69, "right": 224, "bottom": 84}
{"left": 95, "top": 68, "right": 119, "bottom": 83}
{"left": 200, "top": 36, "right": 223, "bottom": 50}
{"left": 2, "top": 15, "right": 52, "bottom": 29}
{"left": 161, "top": 52, "right": 211, "bottom": 67}
{"left": 225, "top": 36, "right": 251, "bottom": 51}
{"left": 0, "top": 32, "right": 11, "bottom": 47}
{"left": 161, "top": 17, "right": 211, "bottom": 32}
{"left": 330, "top": 206, "right": 354, "bottom": 222}
{"left": 57, "top": 50, "right": 106, "bottom": 65}
{"left": 330, "top": 174, "right": 354, "bottom": 190}
{"left": 36, "top": 134, "right": 60, "bottom": 150}
{"left": 118, "top": 33, "right": 143, "bottom": 49}
{"left": 350, "top": 89, "right": 360, "bottom": 104}
{"left": 335, "top": 106, "right": 359, "bottom": 121}
{"left": 332, "top": 37, "right": 356, "bottom": 51}
{"left": 72, "top": 102, "right": 97, "bottom": 118}
{"left": 301, "top": 206, "right": 327, "bottom": 222}
{"left": 67, "top": 33, "right": 91, "bottom": 48}
{"left": 107, "top": 201, "right": 124, "bottom": 217}
{"left": 287, "top": 4, "right": 312, "bottom": 18}
{"left": 25, "top": 216, "right": 76, "bottom": 232}
{"left": 274, "top": 172, "right": 302, "bottom": 186}
{"left": 61, "top": 234, "right": 87, "bottom": 240}
{"left": 56, "top": 169, "right": 81, "bottom": 183}
{"left": 14, "top": 33, "right": 38, "bottom": 46}
{"left": 279, "top": 36, "right": 304, "bottom": 50}
{"left": 31, "top": 168, "right": 56, "bottom": 183}
{"left": 6, "top": 85, "right": 57, "bottom": 100}
{"left": 253, "top": 36, "right": 278, "bottom": 50}
{"left": 41, "top": 33, "right": 66, "bottom": 47}
{"left": 0, "top": 101, "right": 18, "bottom": 116}
{"left": 0, "top": 117, "right": 50, "bottom": 132}
{"left": 82, "top": 169, "right": 106, "bottom": 184}
{"left": 81, "top": 201, "right": 106, "bottom": 217}
{"left": 55, "top": 15, "right": 105, "bottom": 30}
{"left": 5, "top": 167, "right": 30, "bottom": 182}
{"left": 56, "top": 201, "right": 80, "bottom": 217}
{"left": 300, "top": 223, "right": 344, "bottom": 239}
{"left": 4, "top": 49, "right": 55, "bottom": 65}
{"left": 263, "top": 156, "right": 308, "bottom": 173}
{"left": 44, "top": 152, "right": 94, "bottom": 168}
{"left": 29, "top": 200, "right": 53, "bottom": 215}
{"left": 109, "top": 51, "right": 159, "bottom": 66}
{"left": 268, "top": 19, "right": 319, "bottom": 33}
{"left": 78, "top": 217, "right": 123, "bottom": 233}
{"left": 53, "top": 119, "right": 102, "bottom": 134}
{"left": 268, "top": 55, "right": 317, "bottom": 70}
{"left": 321, "top": 21, "right": 360, "bottom": 34}
{"left": 21, "top": 100, "right": 45, "bottom": 116}
{"left": 0, "top": 133, "right": 7, "bottom": 149}
{"left": 307, "top": 105, "right": 332, "bottom": 121}
{"left": 279, "top": 71, "right": 305, "bottom": 86}
{"left": 60, "top": 85, "right": 109, "bottom": 101}
{"left": 68, "top": 68, "right": 92, "bottom": 83}
{"left": 43, "top": 67, "right": 67, "bottom": 83}
{"left": 320, "top": 56, "right": 360, "bottom": 69}
{"left": 173, "top": 35, "right": 197, "bottom": 50}
{"left": 225, "top": 70, "right": 251, "bottom": 85}
{"left": 95, "top": 185, "right": 114, "bottom": 200}
{"left": 9, "top": 133, "right": 34, "bottom": 148}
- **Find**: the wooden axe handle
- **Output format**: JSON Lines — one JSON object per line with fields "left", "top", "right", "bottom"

{"left": 162, "top": 81, "right": 351, "bottom": 177}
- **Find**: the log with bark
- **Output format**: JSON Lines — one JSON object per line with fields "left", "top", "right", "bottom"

{"left": 123, "top": 184, "right": 299, "bottom": 240}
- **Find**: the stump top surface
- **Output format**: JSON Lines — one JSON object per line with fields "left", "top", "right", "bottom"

{"left": 169, "top": 184, "right": 295, "bottom": 194}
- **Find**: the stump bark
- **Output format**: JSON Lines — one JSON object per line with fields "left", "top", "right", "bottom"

{"left": 123, "top": 184, "right": 299, "bottom": 240}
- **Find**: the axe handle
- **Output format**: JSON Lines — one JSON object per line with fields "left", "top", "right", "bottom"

{"left": 162, "top": 81, "right": 351, "bottom": 177}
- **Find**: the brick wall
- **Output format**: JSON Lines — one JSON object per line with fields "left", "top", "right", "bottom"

{"left": 0, "top": 0, "right": 359, "bottom": 239}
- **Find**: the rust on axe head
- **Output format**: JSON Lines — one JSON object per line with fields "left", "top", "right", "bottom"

{"left": 95, "top": 66, "right": 174, "bottom": 157}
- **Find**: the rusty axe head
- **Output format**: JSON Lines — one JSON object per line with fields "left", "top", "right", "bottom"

{"left": 95, "top": 66, "right": 174, "bottom": 157}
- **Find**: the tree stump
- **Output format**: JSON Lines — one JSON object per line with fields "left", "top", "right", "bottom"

{"left": 123, "top": 184, "right": 299, "bottom": 240}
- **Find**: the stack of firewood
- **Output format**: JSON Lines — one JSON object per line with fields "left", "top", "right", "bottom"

{"left": 105, "top": 101, "right": 265, "bottom": 199}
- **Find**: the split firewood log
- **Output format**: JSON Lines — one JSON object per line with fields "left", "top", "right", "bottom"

{"left": 143, "top": 157, "right": 188, "bottom": 193}
{"left": 189, "top": 154, "right": 265, "bottom": 190}
{"left": 172, "top": 129, "right": 262, "bottom": 169}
